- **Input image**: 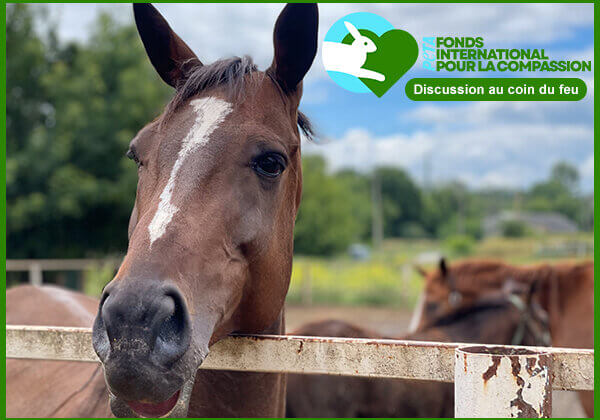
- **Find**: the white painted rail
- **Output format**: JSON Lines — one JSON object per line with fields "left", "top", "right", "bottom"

{"left": 6, "top": 325, "right": 593, "bottom": 392}
{"left": 6, "top": 259, "right": 123, "bottom": 271}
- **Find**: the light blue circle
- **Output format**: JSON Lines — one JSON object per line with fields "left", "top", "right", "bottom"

{"left": 323, "top": 12, "right": 394, "bottom": 93}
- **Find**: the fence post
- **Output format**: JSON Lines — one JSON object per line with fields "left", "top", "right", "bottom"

{"left": 455, "top": 345, "right": 552, "bottom": 418}
{"left": 28, "top": 263, "right": 43, "bottom": 286}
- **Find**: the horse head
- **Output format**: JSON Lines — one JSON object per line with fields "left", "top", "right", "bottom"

{"left": 91, "top": 4, "right": 318, "bottom": 417}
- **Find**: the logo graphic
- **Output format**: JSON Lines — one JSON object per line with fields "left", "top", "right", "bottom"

{"left": 323, "top": 13, "right": 418, "bottom": 97}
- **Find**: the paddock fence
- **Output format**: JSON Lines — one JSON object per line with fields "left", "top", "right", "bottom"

{"left": 6, "top": 258, "right": 122, "bottom": 286}
{"left": 6, "top": 325, "right": 593, "bottom": 417}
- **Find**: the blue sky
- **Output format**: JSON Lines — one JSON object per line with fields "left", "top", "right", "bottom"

{"left": 43, "top": 3, "right": 594, "bottom": 192}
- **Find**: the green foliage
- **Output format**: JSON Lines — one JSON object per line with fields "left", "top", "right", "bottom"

{"left": 550, "top": 162, "right": 579, "bottom": 191}
{"left": 524, "top": 162, "right": 584, "bottom": 224}
{"left": 399, "top": 221, "right": 427, "bottom": 238}
{"left": 444, "top": 234, "right": 475, "bottom": 257}
{"left": 7, "top": 5, "right": 171, "bottom": 258}
{"left": 287, "top": 255, "right": 424, "bottom": 307}
{"left": 83, "top": 262, "right": 115, "bottom": 298}
{"left": 501, "top": 220, "right": 528, "bottom": 238}
{"left": 421, "top": 181, "right": 468, "bottom": 237}
{"left": 375, "top": 167, "right": 423, "bottom": 237}
{"left": 335, "top": 169, "right": 372, "bottom": 240}
{"left": 294, "top": 156, "right": 365, "bottom": 256}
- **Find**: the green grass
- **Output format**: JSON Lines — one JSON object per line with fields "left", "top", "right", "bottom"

{"left": 287, "top": 233, "right": 594, "bottom": 307}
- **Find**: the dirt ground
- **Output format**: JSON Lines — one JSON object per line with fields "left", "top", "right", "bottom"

{"left": 285, "top": 304, "right": 587, "bottom": 418}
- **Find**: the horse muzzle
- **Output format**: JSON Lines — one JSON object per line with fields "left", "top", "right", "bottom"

{"left": 92, "top": 278, "right": 201, "bottom": 417}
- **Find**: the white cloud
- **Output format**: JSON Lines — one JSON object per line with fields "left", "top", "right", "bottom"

{"left": 304, "top": 118, "right": 593, "bottom": 191}
{"left": 580, "top": 154, "right": 594, "bottom": 188}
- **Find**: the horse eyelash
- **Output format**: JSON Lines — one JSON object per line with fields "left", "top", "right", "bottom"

{"left": 126, "top": 149, "right": 142, "bottom": 167}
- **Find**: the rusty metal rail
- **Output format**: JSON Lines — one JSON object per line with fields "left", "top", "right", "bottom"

{"left": 6, "top": 325, "right": 593, "bottom": 393}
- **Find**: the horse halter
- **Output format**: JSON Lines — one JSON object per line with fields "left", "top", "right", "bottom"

{"left": 507, "top": 292, "right": 552, "bottom": 347}
{"left": 446, "top": 273, "right": 463, "bottom": 307}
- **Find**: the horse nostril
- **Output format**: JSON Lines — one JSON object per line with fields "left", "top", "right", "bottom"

{"left": 92, "top": 288, "right": 113, "bottom": 361}
{"left": 152, "top": 288, "right": 191, "bottom": 366}
{"left": 93, "top": 282, "right": 191, "bottom": 367}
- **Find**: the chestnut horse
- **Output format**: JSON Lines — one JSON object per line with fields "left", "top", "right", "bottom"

{"left": 286, "top": 282, "right": 550, "bottom": 417}
{"left": 6, "top": 285, "right": 112, "bottom": 417}
{"left": 412, "top": 258, "right": 594, "bottom": 416}
{"left": 7, "top": 3, "right": 318, "bottom": 417}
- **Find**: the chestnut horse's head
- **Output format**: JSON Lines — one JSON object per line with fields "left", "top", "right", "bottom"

{"left": 411, "top": 258, "right": 537, "bottom": 332}
{"left": 92, "top": 3, "right": 318, "bottom": 417}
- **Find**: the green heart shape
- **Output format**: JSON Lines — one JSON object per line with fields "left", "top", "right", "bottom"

{"left": 342, "top": 28, "right": 418, "bottom": 97}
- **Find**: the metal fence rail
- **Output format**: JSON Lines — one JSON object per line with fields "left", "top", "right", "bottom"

{"left": 6, "top": 325, "right": 593, "bottom": 392}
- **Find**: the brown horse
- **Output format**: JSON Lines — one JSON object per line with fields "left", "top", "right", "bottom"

{"left": 6, "top": 285, "right": 112, "bottom": 417}
{"left": 412, "top": 258, "right": 594, "bottom": 416}
{"left": 7, "top": 3, "right": 318, "bottom": 417}
{"left": 286, "top": 282, "right": 550, "bottom": 417}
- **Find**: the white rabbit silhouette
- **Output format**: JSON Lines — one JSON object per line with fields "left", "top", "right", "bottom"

{"left": 323, "top": 21, "right": 385, "bottom": 82}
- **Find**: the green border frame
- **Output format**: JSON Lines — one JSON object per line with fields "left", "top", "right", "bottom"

{"left": 594, "top": 1, "right": 598, "bottom": 417}
{"left": 2, "top": 2, "right": 6, "bottom": 418}
{"left": 1, "top": 1, "right": 596, "bottom": 419}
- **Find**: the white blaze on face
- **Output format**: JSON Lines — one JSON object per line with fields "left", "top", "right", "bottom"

{"left": 148, "top": 97, "right": 233, "bottom": 245}
{"left": 408, "top": 291, "right": 425, "bottom": 333}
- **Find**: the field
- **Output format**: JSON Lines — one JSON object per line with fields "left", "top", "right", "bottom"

{"left": 286, "top": 233, "right": 594, "bottom": 307}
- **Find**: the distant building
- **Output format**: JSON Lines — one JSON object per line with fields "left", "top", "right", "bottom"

{"left": 483, "top": 210, "right": 578, "bottom": 237}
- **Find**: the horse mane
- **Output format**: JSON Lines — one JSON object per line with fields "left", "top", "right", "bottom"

{"left": 444, "top": 259, "right": 593, "bottom": 292}
{"left": 160, "top": 56, "right": 314, "bottom": 140}
{"left": 426, "top": 298, "right": 512, "bottom": 329}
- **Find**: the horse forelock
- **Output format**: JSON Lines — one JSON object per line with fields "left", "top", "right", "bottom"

{"left": 158, "top": 56, "right": 314, "bottom": 140}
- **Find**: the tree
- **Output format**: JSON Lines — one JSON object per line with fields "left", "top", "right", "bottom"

{"left": 294, "top": 156, "right": 364, "bottom": 256}
{"left": 550, "top": 162, "right": 579, "bottom": 192}
{"left": 335, "top": 169, "right": 372, "bottom": 241}
{"left": 7, "top": 6, "right": 171, "bottom": 258}
{"left": 501, "top": 220, "right": 528, "bottom": 238}
{"left": 525, "top": 161, "right": 582, "bottom": 224}
{"left": 375, "top": 167, "right": 423, "bottom": 238}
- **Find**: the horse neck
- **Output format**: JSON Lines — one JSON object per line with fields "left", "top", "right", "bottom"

{"left": 509, "top": 263, "right": 587, "bottom": 336}
{"left": 188, "top": 310, "right": 286, "bottom": 417}
{"left": 409, "top": 306, "right": 519, "bottom": 345}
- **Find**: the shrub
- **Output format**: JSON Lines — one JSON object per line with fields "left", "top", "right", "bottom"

{"left": 444, "top": 234, "right": 475, "bottom": 256}
{"left": 501, "top": 220, "right": 528, "bottom": 238}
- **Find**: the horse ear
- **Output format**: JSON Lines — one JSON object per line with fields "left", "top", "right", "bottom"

{"left": 133, "top": 3, "right": 202, "bottom": 88}
{"left": 268, "top": 3, "right": 319, "bottom": 95}
{"left": 413, "top": 264, "right": 428, "bottom": 278}
{"left": 439, "top": 258, "right": 448, "bottom": 277}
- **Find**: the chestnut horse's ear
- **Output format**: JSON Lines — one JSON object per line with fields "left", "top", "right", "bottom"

{"left": 413, "top": 264, "right": 428, "bottom": 278}
{"left": 439, "top": 258, "right": 448, "bottom": 277}
{"left": 268, "top": 3, "right": 319, "bottom": 95}
{"left": 133, "top": 3, "right": 202, "bottom": 88}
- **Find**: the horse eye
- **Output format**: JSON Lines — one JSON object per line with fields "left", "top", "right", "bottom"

{"left": 126, "top": 149, "right": 141, "bottom": 167}
{"left": 252, "top": 153, "right": 286, "bottom": 178}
